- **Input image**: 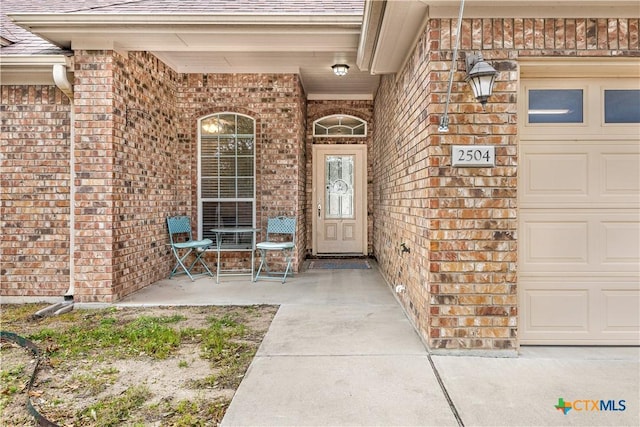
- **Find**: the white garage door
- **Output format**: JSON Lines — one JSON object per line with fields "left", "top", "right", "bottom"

{"left": 519, "top": 76, "right": 640, "bottom": 345}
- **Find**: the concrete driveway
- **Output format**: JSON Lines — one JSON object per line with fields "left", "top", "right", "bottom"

{"left": 115, "top": 261, "right": 639, "bottom": 426}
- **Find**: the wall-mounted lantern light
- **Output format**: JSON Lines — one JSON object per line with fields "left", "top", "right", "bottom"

{"left": 438, "top": 52, "right": 498, "bottom": 133}
{"left": 331, "top": 64, "right": 349, "bottom": 77}
{"left": 465, "top": 52, "right": 497, "bottom": 107}
{"left": 438, "top": 0, "right": 499, "bottom": 132}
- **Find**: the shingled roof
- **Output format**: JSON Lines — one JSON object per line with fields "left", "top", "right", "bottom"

{"left": 2, "top": 0, "right": 364, "bottom": 55}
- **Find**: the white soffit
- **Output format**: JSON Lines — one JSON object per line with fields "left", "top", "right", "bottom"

{"left": 368, "top": 1, "right": 429, "bottom": 75}
{"left": 359, "top": 0, "right": 640, "bottom": 77}
{"left": 7, "top": 12, "right": 378, "bottom": 98}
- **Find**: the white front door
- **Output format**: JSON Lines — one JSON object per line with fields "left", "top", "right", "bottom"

{"left": 312, "top": 145, "right": 367, "bottom": 255}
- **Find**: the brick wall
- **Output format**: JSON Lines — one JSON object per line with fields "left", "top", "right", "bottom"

{"left": 305, "top": 100, "right": 374, "bottom": 255}
{"left": 178, "top": 73, "right": 306, "bottom": 273}
{"left": 1, "top": 85, "right": 71, "bottom": 297}
{"left": 112, "top": 51, "right": 186, "bottom": 298}
{"left": 373, "top": 17, "right": 639, "bottom": 352}
{"left": 73, "top": 50, "right": 187, "bottom": 302}
{"left": 2, "top": 59, "right": 308, "bottom": 301}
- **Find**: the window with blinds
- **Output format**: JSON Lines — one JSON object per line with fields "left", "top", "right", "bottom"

{"left": 199, "top": 113, "right": 255, "bottom": 247}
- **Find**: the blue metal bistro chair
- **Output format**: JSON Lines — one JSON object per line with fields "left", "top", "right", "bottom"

{"left": 167, "top": 216, "right": 214, "bottom": 281}
{"left": 254, "top": 216, "right": 296, "bottom": 284}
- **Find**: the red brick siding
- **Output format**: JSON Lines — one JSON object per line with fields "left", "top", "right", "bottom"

{"left": 373, "top": 17, "right": 638, "bottom": 351}
{"left": 2, "top": 58, "right": 308, "bottom": 301}
{"left": 1, "top": 85, "right": 71, "bottom": 297}
{"left": 178, "top": 73, "right": 306, "bottom": 273}
{"left": 112, "top": 51, "right": 185, "bottom": 299}
{"left": 73, "top": 50, "right": 117, "bottom": 302}
{"left": 73, "top": 50, "right": 187, "bottom": 302}
{"left": 305, "top": 100, "right": 374, "bottom": 256}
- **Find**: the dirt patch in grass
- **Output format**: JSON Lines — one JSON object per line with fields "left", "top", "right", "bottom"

{"left": 1, "top": 304, "right": 278, "bottom": 426}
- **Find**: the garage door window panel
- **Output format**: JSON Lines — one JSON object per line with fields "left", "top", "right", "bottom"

{"left": 528, "top": 89, "right": 584, "bottom": 124}
{"left": 604, "top": 89, "right": 640, "bottom": 123}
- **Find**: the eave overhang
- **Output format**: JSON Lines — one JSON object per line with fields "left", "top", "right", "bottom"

{"left": 358, "top": 0, "right": 640, "bottom": 76}
{"left": 7, "top": 13, "right": 363, "bottom": 52}
{"left": 6, "top": 12, "right": 378, "bottom": 99}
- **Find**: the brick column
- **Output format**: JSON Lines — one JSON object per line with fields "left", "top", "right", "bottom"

{"left": 73, "top": 50, "right": 116, "bottom": 302}
{"left": 424, "top": 19, "right": 519, "bottom": 352}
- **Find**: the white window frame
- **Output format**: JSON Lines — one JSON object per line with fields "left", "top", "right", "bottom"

{"left": 313, "top": 114, "right": 367, "bottom": 137}
{"left": 197, "top": 112, "right": 256, "bottom": 242}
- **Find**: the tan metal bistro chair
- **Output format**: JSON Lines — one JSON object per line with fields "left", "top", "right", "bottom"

{"left": 254, "top": 216, "right": 296, "bottom": 283}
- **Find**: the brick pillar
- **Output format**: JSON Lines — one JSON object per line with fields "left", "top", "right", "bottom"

{"left": 73, "top": 50, "right": 116, "bottom": 302}
{"left": 425, "top": 20, "right": 519, "bottom": 352}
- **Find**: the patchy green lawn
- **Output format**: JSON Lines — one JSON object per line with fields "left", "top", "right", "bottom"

{"left": 1, "top": 304, "right": 278, "bottom": 426}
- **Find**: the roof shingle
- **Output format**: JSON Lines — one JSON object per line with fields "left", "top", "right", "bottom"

{"left": 2, "top": 0, "right": 364, "bottom": 55}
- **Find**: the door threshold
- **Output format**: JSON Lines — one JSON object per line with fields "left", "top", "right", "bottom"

{"left": 309, "top": 254, "right": 369, "bottom": 259}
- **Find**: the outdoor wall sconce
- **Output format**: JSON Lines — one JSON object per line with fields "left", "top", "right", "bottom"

{"left": 331, "top": 64, "right": 349, "bottom": 77}
{"left": 438, "top": 0, "right": 498, "bottom": 133}
{"left": 439, "top": 52, "right": 498, "bottom": 133}
{"left": 465, "top": 52, "right": 497, "bottom": 107}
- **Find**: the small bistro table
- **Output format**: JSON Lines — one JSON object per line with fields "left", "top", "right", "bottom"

{"left": 210, "top": 227, "right": 260, "bottom": 284}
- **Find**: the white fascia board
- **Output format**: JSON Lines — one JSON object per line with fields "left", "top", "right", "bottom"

{"left": 9, "top": 13, "right": 363, "bottom": 51}
{"left": 8, "top": 13, "right": 363, "bottom": 26}
{"left": 0, "top": 54, "right": 71, "bottom": 85}
{"left": 369, "top": 0, "right": 429, "bottom": 75}
{"left": 357, "top": 0, "right": 386, "bottom": 72}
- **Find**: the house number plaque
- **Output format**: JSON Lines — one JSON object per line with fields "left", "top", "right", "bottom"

{"left": 451, "top": 145, "right": 495, "bottom": 167}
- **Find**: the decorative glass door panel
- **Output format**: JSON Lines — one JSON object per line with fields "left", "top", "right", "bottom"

{"left": 325, "top": 156, "right": 354, "bottom": 219}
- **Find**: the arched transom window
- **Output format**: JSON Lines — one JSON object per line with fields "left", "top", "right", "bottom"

{"left": 313, "top": 114, "right": 367, "bottom": 137}
{"left": 198, "top": 113, "right": 255, "bottom": 245}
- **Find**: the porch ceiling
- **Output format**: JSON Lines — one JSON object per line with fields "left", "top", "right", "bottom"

{"left": 7, "top": 13, "right": 380, "bottom": 100}
{"left": 5, "top": 1, "right": 638, "bottom": 99}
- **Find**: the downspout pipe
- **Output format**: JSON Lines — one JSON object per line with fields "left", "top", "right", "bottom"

{"left": 53, "top": 63, "right": 75, "bottom": 299}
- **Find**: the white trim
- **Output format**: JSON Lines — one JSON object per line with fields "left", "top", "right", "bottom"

{"left": 519, "top": 58, "right": 640, "bottom": 79}
{"left": 9, "top": 13, "right": 363, "bottom": 25}
{"left": 368, "top": 0, "right": 429, "bottom": 75}
{"left": 0, "top": 54, "right": 69, "bottom": 65}
{"left": 357, "top": 0, "right": 386, "bottom": 72}
{"left": 8, "top": 13, "right": 362, "bottom": 51}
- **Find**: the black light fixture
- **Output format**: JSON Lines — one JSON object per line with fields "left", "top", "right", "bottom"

{"left": 331, "top": 64, "right": 349, "bottom": 77}
{"left": 465, "top": 52, "right": 497, "bottom": 107}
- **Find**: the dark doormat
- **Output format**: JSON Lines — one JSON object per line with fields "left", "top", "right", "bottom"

{"left": 308, "top": 258, "right": 371, "bottom": 270}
